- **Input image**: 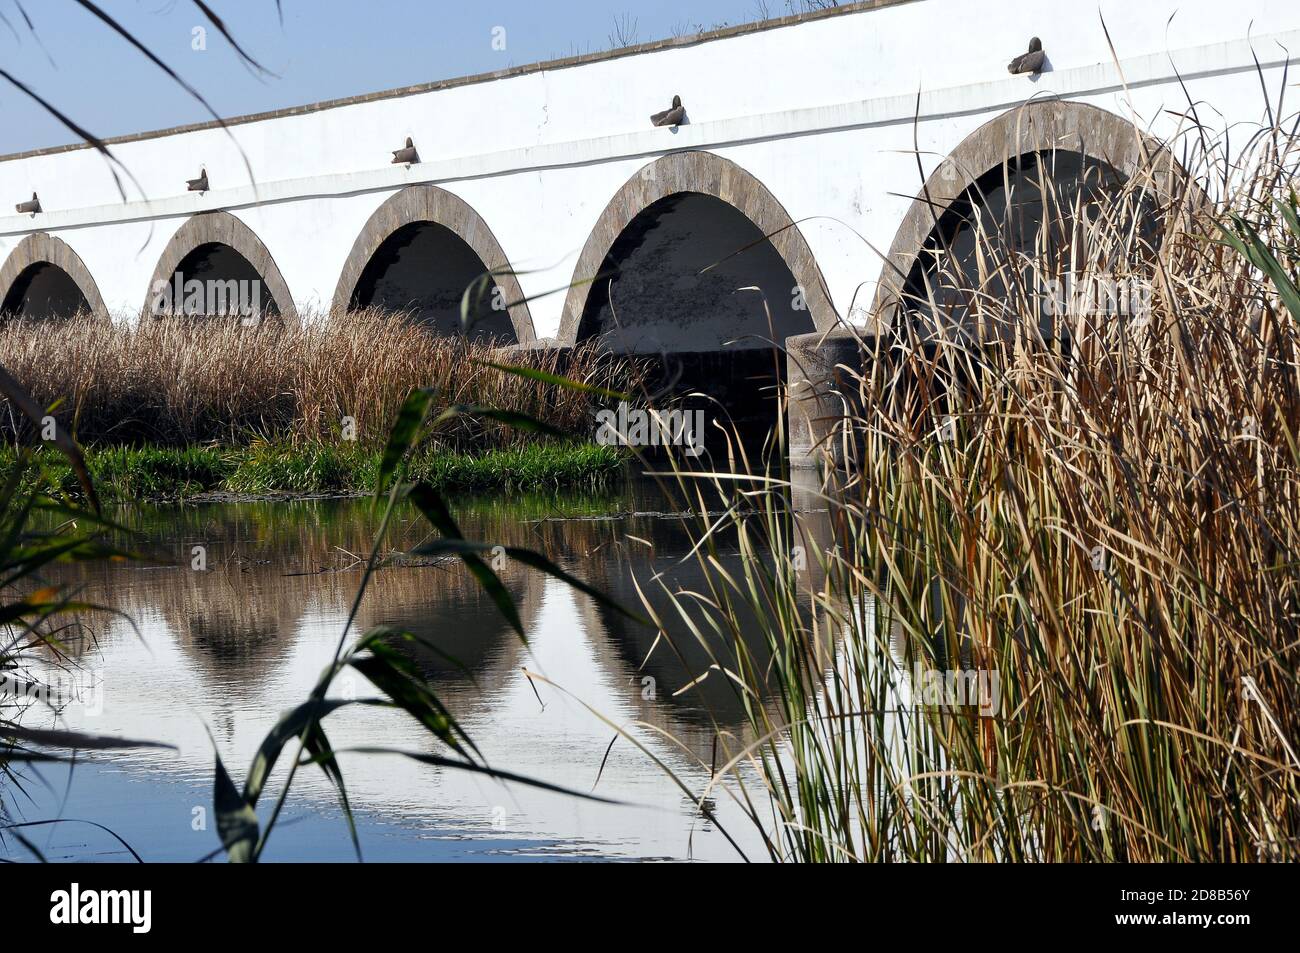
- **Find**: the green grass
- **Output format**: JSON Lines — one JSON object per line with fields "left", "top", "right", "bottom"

{"left": 0, "top": 440, "right": 627, "bottom": 502}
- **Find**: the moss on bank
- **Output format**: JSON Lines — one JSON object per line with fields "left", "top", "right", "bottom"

{"left": 0, "top": 441, "right": 626, "bottom": 502}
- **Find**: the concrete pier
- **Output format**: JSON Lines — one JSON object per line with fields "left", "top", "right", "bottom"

{"left": 785, "top": 328, "right": 868, "bottom": 468}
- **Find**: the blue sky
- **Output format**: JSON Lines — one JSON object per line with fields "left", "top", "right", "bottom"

{"left": 0, "top": 0, "right": 800, "bottom": 153}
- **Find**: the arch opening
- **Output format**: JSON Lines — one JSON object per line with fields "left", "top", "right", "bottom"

{"left": 1, "top": 262, "right": 91, "bottom": 320}
{"left": 578, "top": 191, "right": 816, "bottom": 446}
{"left": 901, "top": 148, "right": 1158, "bottom": 339}
{"left": 150, "top": 241, "right": 283, "bottom": 320}
{"left": 331, "top": 185, "right": 534, "bottom": 343}
{"left": 144, "top": 212, "right": 298, "bottom": 325}
{"left": 348, "top": 221, "right": 517, "bottom": 343}
{"left": 877, "top": 102, "right": 1193, "bottom": 342}
{"left": 0, "top": 233, "right": 107, "bottom": 322}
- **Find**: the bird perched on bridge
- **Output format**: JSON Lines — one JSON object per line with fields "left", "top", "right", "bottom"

{"left": 1008, "top": 37, "right": 1045, "bottom": 75}
{"left": 391, "top": 137, "right": 420, "bottom": 165}
{"left": 651, "top": 95, "right": 686, "bottom": 128}
{"left": 186, "top": 168, "right": 209, "bottom": 193}
{"left": 15, "top": 192, "right": 40, "bottom": 214}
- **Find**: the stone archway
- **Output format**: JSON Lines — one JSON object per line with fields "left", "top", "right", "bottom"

{"left": 557, "top": 150, "right": 837, "bottom": 344}
{"left": 873, "top": 100, "right": 1200, "bottom": 315}
{"left": 331, "top": 185, "right": 535, "bottom": 343}
{"left": 143, "top": 211, "right": 298, "bottom": 323}
{"left": 0, "top": 232, "right": 108, "bottom": 320}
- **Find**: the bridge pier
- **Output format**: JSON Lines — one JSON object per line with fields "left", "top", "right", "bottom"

{"left": 497, "top": 331, "right": 871, "bottom": 469}
{"left": 497, "top": 337, "right": 569, "bottom": 360}
{"left": 785, "top": 328, "right": 867, "bottom": 469}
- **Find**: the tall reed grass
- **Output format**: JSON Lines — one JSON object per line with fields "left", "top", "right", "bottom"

{"left": 0, "top": 307, "right": 636, "bottom": 451}
{"left": 620, "top": 107, "right": 1300, "bottom": 861}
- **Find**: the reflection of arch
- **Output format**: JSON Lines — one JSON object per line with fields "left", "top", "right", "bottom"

{"left": 143, "top": 211, "right": 298, "bottom": 323}
{"left": 874, "top": 101, "right": 1197, "bottom": 313}
{"left": 355, "top": 563, "right": 544, "bottom": 699}
{"left": 557, "top": 151, "right": 836, "bottom": 344}
{"left": 0, "top": 232, "right": 108, "bottom": 320}
{"left": 331, "top": 185, "right": 535, "bottom": 343}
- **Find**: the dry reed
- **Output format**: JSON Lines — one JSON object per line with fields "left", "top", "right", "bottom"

{"left": 628, "top": 102, "right": 1300, "bottom": 861}
{"left": 0, "top": 307, "right": 636, "bottom": 450}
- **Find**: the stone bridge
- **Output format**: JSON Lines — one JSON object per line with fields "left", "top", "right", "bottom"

{"left": 1, "top": 0, "right": 1295, "bottom": 453}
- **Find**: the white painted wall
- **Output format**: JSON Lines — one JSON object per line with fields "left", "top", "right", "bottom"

{"left": 1, "top": 0, "right": 1296, "bottom": 336}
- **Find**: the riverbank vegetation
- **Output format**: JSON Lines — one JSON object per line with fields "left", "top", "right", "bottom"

{"left": 0, "top": 308, "right": 640, "bottom": 498}
{"left": 619, "top": 113, "right": 1300, "bottom": 861}
{"left": 0, "top": 440, "right": 626, "bottom": 501}
{"left": 0, "top": 308, "right": 636, "bottom": 450}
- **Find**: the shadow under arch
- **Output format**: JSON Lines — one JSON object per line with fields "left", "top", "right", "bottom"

{"left": 873, "top": 99, "right": 1202, "bottom": 321}
{"left": 558, "top": 152, "right": 837, "bottom": 449}
{"left": 330, "top": 184, "right": 536, "bottom": 344}
{"left": 0, "top": 232, "right": 109, "bottom": 321}
{"left": 142, "top": 210, "right": 298, "bottom": 323}
{"left": 556, "top": 150, "right": 837, "bottom": 344}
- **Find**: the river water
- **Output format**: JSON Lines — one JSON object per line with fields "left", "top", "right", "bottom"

{"left": 3, "top": 475, "right": 839, "bottom": 862}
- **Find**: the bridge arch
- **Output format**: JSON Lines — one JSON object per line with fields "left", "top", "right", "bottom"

{"left": 143, "top": 211, "right": 298, "bottom": 323}
{"left": 873, "top": 100, "right": 1198, "bottom": 320}
{"left": 557, "top": 150, "right": 836, "bottom": 345}
{"left": 557, "top": 151, "right": 836, "bottom": 447}
{"left": 331, "top": 185, "right": 535, "bottom": 344}
{"left": 0, "top": 232, "right": 108, "bottom": 321}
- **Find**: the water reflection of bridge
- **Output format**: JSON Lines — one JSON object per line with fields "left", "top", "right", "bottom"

{"left": 44, "top": 475, "right": 845, "bottom": 772}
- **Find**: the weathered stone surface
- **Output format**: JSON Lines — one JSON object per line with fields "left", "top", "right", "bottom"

{"left": 785, "top": 327, "right": 868, "bottom": 468}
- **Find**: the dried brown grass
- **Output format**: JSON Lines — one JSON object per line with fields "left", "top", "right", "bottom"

{"left": 636, "top": 103, "right": 1300, "bottom": 860}
{"left": 0, "top": 307, "right": 637, "bottom": 450}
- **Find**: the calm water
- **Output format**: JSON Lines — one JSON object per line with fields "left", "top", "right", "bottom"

{"left": 3, "top": 475, "right": 838, "bottom": 862}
